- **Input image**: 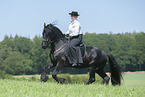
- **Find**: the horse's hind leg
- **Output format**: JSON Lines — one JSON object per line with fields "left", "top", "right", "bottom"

{"left": 96, "top": 68, "right": 110, "bottom": 85}
{"left": 85, "top": 67, "right": 96, "bottom": 85}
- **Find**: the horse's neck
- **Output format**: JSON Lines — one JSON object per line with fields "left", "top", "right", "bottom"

{"left": 51, "top": 38, "right": 66, "bottom": 52}
{"left": 51, "top": 26, "right": 66, "bottom": 52}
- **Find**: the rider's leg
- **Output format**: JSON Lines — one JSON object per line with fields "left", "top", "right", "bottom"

{"left": 69, "top": 37, "right": 81, "bottom": 66}
{"left": 64, "top": 40, "right": 73, "bottom": 64}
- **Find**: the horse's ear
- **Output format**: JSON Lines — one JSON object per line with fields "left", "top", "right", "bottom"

{"left": 44, "top": 23, "right": 46, "bottom": 27}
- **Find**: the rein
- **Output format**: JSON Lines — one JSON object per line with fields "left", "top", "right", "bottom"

{"left": 53, "top": 43, "right": 66, "bottom": 54}
{"left": 43, "top": 37, "right": 64, "bottom": 46}
{"left": 49, "top": 38, "right": 66, "bottom": 54}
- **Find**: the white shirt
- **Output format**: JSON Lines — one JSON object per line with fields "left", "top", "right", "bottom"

{"left": 65, "top": 20, "right": 82, "bottom": 36}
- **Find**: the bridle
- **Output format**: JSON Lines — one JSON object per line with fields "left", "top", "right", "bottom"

{"left": 42, "top": 26, "right": 54, "bottom": 47}
{"left": 42, "top": 25, "right": 66, "bottom": 54}
{"left": 43, "top": 25, "right": 64, "bottom": 45}
{"left": 42, "top": 38, "right": 53, "bottom": 44}
{"left": 42, "top": 36, "right": 54, "bottom": 48}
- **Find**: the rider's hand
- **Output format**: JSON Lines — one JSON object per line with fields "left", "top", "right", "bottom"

{"left": 66, "top": 34, "right": 69, "bottom": 37}
{"left": 65, "top": 34, "right": 70, "bottom": 40}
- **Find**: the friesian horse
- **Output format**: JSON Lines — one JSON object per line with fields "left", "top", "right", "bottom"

{"left": 41, "top": 23, "right": 122, "bottom": 85}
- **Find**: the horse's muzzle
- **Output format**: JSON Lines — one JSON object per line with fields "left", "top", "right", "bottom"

{"left": 42, "top": 42, "right": 48, "bottom": 49}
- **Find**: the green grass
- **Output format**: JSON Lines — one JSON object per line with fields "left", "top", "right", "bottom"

{"left": 123, "top": 73, "right": 145, "bottom": 87}
{"left": 0, "top": 73, "right": 145, "bottom": 97}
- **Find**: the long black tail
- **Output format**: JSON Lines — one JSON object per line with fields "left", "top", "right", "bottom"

{"left": 107, "top": 53, "right": 122, "bottom": 85}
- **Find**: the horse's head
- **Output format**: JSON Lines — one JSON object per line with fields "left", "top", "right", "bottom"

{"left": 42, "top": 23, "right": 64, "bottom": 49}
{"left": 42, "top": 23, "right": 53, "bottom": 49}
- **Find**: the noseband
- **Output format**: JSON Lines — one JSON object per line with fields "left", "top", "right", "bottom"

{"left": 42, "top": 38, "right": 53, "bottom": 44}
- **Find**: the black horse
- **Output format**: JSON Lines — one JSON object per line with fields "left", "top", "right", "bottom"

{"left": 41, "top": 23, "right": 122, "bottom": 85}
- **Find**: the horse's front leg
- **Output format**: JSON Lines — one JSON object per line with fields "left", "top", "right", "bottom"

{"left": 52, "top": 62, "right": 65, "bottom": 83}
{"left": 41, "top": 63, "right": 54, "bottom": 82}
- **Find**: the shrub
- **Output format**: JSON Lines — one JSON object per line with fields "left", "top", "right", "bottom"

{"left": 0, "top": 70, "right": 5, "bottom": 79}
{"left": 0, "top": 70, "right": 14, "bottom": 79}
{"left": 4, "top": 74, "right": 14, "bottom": 79}
{"left": 30, "top": 76, "right": 37, "bottom": 81}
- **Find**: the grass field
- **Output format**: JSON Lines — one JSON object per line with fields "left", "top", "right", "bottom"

{"left": 0, "top": 73, "right": 145, "bottom": 97}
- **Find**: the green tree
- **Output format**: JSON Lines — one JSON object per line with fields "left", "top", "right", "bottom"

{"left": 0, "top": 45, "right": 12, "bottom": 73}
{"left": 134, "top": 32, "right": 145, "bottom": 70}
{"left": 3, "top": 51, "right": 33, "bottom": 75}
{"left": 31, "top": 35, "right": 50, "bottom": 74}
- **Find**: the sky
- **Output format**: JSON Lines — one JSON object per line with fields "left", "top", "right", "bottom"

{"left": 0, "top": 0, "right": 145, "bottom": 41}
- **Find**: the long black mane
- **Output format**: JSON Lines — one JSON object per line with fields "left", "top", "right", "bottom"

{"left": 47, "top": 24, "right": 65, "bottom": 41}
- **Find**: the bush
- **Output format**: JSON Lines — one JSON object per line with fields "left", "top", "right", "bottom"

{"left": 14, "top": 76, "right": 39, "bottom": 82}
{"left": 4, "top": 74, "right": 14, "bottom": 79}
{"left": 0, "top": 70, "right": 5, "bottom": 79}
{"left": 30, "top": 76, "right": 38, "bottom": 81}
{"left": 0, "top": 70, "right": 14, "bottom": 79}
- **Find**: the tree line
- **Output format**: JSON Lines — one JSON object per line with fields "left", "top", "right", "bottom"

{"left": 0, "top": 32, "right": 145, "bottom": 75}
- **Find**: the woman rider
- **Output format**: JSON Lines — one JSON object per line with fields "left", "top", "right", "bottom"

{"left": 65, "top": 11, "right": 83, "bottom": 66}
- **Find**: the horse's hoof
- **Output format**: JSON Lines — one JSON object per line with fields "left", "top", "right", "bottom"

{"left": 104, "top": 76, "right": 110, "bottom": 85}
{"left": 58, "top": 78, "right": 66, "bottom": 84}
{"left": 84, "top": 82, "right": 89, "bottom": 85}
{"left": 85, "top": 79, "right": 95, "bottom": 85}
